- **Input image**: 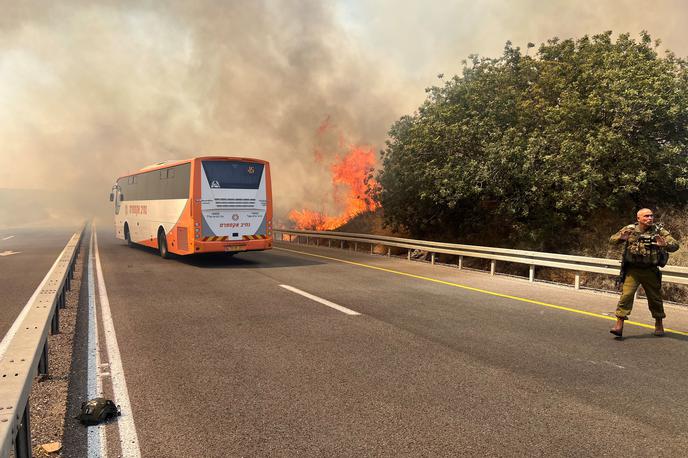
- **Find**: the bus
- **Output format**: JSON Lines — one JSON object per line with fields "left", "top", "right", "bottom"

{"left": 110, "top": 156, "right": 272, "bottom": 258}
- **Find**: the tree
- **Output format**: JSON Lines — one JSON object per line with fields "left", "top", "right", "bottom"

{"left": 376, "top": 32, "right": 688, "bottom": 249}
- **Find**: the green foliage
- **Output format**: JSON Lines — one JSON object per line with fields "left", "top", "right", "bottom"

{"left": 376, "top": 32, "right": 688, "bottom": 248}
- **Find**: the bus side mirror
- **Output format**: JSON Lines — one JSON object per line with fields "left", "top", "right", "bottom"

{"left": 110, "top": 193, "right": 114, "bottom": 202}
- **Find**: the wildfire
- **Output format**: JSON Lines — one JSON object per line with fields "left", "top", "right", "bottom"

{"left": 289, "top": 143, "right": 379, "bottom": 231}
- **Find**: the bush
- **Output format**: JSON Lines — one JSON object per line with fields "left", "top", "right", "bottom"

{"left": 376, "top": 32, "right": 688, "bottom": 251}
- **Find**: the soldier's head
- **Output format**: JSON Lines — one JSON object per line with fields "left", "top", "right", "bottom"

{"left": 636, "top": 208, "right": 655, "bottom": 229}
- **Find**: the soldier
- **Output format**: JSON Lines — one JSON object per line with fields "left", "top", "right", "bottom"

{"left": 609, "top": 208, "right": 679, "bottom": 337}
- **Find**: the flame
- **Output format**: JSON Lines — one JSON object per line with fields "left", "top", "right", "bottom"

{"left": 289, "top": 144, "right": 379, "bottom": 231}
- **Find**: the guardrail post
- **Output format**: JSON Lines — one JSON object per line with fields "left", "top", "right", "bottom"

{"left": 575, "top": 273, "right": 581, "bottom": 289}
{"left": 14, "top": 403, "right": 31, "bottom": 458}
{"left": 38, "top": 341, "right": 48, "bottom": 376}
{"left": 529, "top": 265, "right": 535, "bottom": 282}
{"left": 51, "top": 307, "right": 60, "bottom": 335}
{"left": 431, "top": 253, "right": 435, "bottom": 265}
{"left": 407, "top": 250, "right": 411, "bottom": 261}
{"left": 371, "top": 244, "right": 374, "bottom": 255}
{"left": 458, "top": 255, "right": 463, "bottom": 270}
{"left": 328, "top": 240, "right": 331, "bottom": 248}
{"left": 387, "top": 247, "right": 391, "bottom": 257}
{"left": 490, "top": 260, "right": 496, "bottom": 276}
{"left": 340, "top": 241, "right": 344, "bottom": 249}
{"left": 354, "top": 242, "right": 357, "bottom": 252}
{"left": 306, "top": 236, "right": 309, "bottom": 245}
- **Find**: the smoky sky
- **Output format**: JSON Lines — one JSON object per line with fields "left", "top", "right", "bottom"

{"left": 344, "top": 0, "right": 688, "bottom": 82}
{"left": 1, "top": 1, "right": 687, "bottom": 228}
{"left": 0, "top": 0, "right": 411, "bottom": 227}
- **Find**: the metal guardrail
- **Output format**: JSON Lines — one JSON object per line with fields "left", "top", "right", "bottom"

{"left": 275, "top": 229, "right": 688, "bottom": 287}
{"left": 0, "top": 226, "right": 85, "bottom": 458}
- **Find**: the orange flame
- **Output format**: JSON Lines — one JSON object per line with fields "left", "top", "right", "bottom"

{"left": 289, "top": 144, "right": 379, "bottom": 231}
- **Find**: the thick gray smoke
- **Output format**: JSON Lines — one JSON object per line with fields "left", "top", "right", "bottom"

{"left": 0, "top": 1, "right": 411, "bottom": 228}
{"left": 1, "top": 1, "right": 686, "bottom": 229}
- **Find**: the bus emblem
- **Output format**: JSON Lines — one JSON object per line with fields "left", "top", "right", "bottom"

{"left": 211, "top": 180, "right": 220, "bottom": 188}
{"left": 232, "top": 214, "right": 239, "bottom": 221}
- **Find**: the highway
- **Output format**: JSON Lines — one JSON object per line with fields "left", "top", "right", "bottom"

{"left": 65, "top": 226, "right": 688, "bottom": 456}
{"left": 0, "top": 226, "right": 80, "bottom": 341}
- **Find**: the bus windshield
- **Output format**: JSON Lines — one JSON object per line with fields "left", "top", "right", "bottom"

{"left": 202, "top": 161, "right": 264, "bottom": 189}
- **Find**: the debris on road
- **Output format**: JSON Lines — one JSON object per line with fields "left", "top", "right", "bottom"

{"left": 40, "top": 442, "right": 62, "bottom": 454}
{"left": 76, "top": 398, "right": 121, "bottom": 425}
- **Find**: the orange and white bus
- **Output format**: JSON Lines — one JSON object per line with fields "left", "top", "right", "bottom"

{"left": 110, "top": 156, "right": 272, "bottom": 258}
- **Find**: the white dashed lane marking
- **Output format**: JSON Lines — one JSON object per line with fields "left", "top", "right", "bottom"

{"left": 279, "top": 284, "right": 361, "bottom": 316}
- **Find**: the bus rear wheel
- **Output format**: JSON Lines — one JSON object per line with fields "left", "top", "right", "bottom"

{"left": 158, "top": 231, "right": 170, "bottom": 259}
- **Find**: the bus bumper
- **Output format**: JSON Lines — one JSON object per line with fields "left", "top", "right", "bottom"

{"left": 192, "top": 237, "right": 273, "bottom": 253}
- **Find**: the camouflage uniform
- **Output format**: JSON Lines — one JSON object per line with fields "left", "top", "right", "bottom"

{"left": 610, "top": 223, "right": 679, "bottom": 319}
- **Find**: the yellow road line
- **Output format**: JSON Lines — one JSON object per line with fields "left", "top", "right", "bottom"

{"left": 275, "top": 246, "right": 688, "bottom": 337}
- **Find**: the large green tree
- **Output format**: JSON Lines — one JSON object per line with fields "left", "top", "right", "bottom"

{"left": 377, "top": 32, "right": 688, "bottom": 248}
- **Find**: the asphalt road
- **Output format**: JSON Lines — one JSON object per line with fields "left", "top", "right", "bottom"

{"left": 0, "top": 226, "right": 80, "bottom": 341}
{"left": 88, "top": 229, "right": 688, "bottom": 456}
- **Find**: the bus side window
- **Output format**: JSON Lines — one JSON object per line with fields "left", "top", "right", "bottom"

{"left": 120, "top": 194, "right": 125, "bottom": 201}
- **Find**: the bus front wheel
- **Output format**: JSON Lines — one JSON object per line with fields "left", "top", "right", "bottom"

{"left": 158, "top": 231, "right": 170, "bottom": 259}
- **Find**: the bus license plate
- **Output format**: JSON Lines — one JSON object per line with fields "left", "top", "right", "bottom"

{"left": 225, "top": 245, "right": 246, "bottom": 252}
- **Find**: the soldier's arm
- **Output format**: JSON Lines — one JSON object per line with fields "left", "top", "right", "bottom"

{"left": 610, "top": 225, "right": 633, "bottom": 244}
{"left": 658, "top": 228, "right": 680, "bottom": 252}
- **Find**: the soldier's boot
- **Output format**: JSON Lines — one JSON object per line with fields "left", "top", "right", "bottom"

{"left": 610, "top": 318, "right": 624, "bottom": 337}
{"left": 654, "top": 318, "right": 665, "bottom": 337}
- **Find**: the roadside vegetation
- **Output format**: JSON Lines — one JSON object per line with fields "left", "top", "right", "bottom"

{"left": 345, "top": 32, "right": 688, "bottom": 302}
{"left": 373, "top": 31, "right": 688, "bottom": 255}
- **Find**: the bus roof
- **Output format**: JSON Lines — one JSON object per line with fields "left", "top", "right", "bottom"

{"left": 116, "top": 156, "right": 270, "bottom": 181}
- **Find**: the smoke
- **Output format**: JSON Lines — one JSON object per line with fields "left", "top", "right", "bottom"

{"left": 346, "top": 0, "right": 688, "bottom": 82}
{"left": 1, "top": 1, "right": 686, "bottom": 229}
{"left": 0, "top": 1, "right": 411, "bottom": 228}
